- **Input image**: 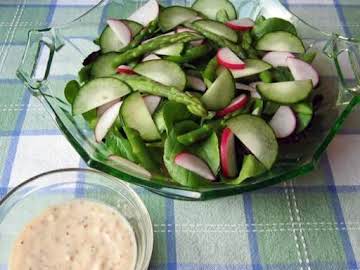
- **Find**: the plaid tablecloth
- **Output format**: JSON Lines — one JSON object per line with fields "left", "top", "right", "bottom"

{"left": 0, "top": 0, "right": 360, "bottom": 269}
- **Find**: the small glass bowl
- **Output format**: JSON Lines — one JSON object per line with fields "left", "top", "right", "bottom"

{"left": 0, "top": 169, "right": 153, "bottom": 270}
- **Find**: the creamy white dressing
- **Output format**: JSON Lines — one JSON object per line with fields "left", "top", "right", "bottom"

{"left": 9, "top": 199, "right": 137, "bottom": 270}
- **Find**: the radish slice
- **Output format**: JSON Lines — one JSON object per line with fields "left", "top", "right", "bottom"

{"left": 287, "top": 57, "right": 319, "bottom": 87}
{"left": 95, "top": 101, "right": 122, "bottom": 142}
{"left": 143, "top": 95, "right": 161, "bottom": 114}
{"left": 262, "top": 52, "right": 295, "bottom": 67}
{"left": 221, "top": 128, "right": 238, "bottom": 178}
{"left": 107, "top": 19, "right": 132, "bottom": 46}
{"left": 142, "top": 54, "right": 161, "bottom": 62}
{"left": 128, "top": 0, "right": 159, "bottom": 26}
{"left": 96, "top": 98, "right": 121, "bottom": 117}
{"left": 217, "top": 48, "right": 246, "bottom": 70}
{"left": 108, "top": 155, "right": 152, "bottom": 179}
{"left": 236, "top": 82, "right": 256, "bottom": 92}
{"left": 269, "top": 106, "right": 297, "bottom": 138}
{"left": 175, "top": 152, "right": 216, "bottom": 181}
{"left": 117, "top": 65, "right": 135, "bottom": 75}
{"left": 216, "top": 94, "right": 249, "bottom": 117}
{"left": 249, "top": 82, "right": 262, "bottom": 99}
{"left": 225, "top": 18, "right": 255, "bottom": 31}
{"left": 187, "top": 75, "right": 207, "bottom": 92}
{"left": 176, "top": 27, "right": 204, "bottom": 46}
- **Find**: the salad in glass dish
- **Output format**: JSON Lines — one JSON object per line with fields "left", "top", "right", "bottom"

{"left": 64, "top": 0, "right": 322, "bottom": 189}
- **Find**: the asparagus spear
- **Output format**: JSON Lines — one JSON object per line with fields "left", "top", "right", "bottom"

{"left": 114, "top": 73, "right": 208, "bottom": 117}
{"left": 185, "top": 22, "right": 247, "bottom": 59}
{"left": 124, "top": 19, "right": 159, "bottom": 51}
{"left": 177, "top": 119, "right": 225, "bottom": 146}
{"left": 112, "top": 32, "right": 203, "bottom": 67}
{"left": 164, "top": 44, "right": 212, "bottom": 63}
{"left": 123, "top": 126, "right": 159, "bottom": 172}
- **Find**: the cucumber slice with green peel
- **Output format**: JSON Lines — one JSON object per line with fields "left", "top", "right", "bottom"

{"left": 193, "top": 19, "right": 238, "bottom": 43}
{"left": 123, "top": 20, "right": 143, "bottom": 36}
{"left": 121, "top": 92, "right": 161, "bottom": 141}
{"left": 72, "top": 77, "right": 131, "bottom": 115}
{"left": 159, "top": 6, "right": 198, "bottom": 32}
{"left": 256, "top": 31, "right": 305, "bottom": 53}
{"left": 154, "top": 43, "right": 184, "bottom": 56}
{"left": 100, "top": 26, "right": 125, "bottom": 53}
{"left": 252, "top": 17, "right": 297, "bottom": 40}
{"left": 257, "top": 80, "right": 313, "bottom": 104}
{"left": 227, "top": 154, "right": 267, "bottom": 185}
{"left": 227, "top": 114, "right": 278, "bottom": 169}
{"left": 292, "top": 102, "right": 313, "bottom": 115}
{"left": 201, "top": 68, "right": 235, "bottom": 110}
{"left": 292, "top": 102, "right": 313, "bottom": 133}
{"left": 216, "top": 9, "right": 230, "bottom": 23}
{"left": 133, "top": 60, "right": 187, "bottom": 91}
{"left": 192, "top": 0, "right": 237, "bottom": 20}
{"left": 91, "top": 52, "right": 117, "bottom": 78}
{"left": 218, "top": 59, "right": 271, "bottom": 79}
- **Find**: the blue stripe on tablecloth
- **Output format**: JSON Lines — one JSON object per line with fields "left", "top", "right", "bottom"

{"left": 165, "top": 198, "right": 177, "bottom": 270}
{"left": 333, "top": 0, "right": 351, "bottom": 37}
{"left": 322, "top": 155, "right": 358, "bottom": 269}
{"left": 0, "top": 129, "right": 62, "bottom": 137}
{"left": 75, "top": 159, "right": 87, "bottom": 197}
{"left": 243, "top": 193, "right": 263, "bottom": 270}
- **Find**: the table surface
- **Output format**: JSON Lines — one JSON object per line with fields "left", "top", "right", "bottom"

{"left": 0, "top": 0, "right": 360, "bottom": 269}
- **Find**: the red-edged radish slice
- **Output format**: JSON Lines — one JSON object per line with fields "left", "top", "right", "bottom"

{"left": 116, "top": 65, "right": 135, "bottom": 75}
{"left": 236, "top": 82, "right": 256, "bottom": 92}
{"left": 107, "top": 19, "right": 132, "bottom": 46}
{"left": 217, "top": 48, "right": 246, "bottom": 70}
{"left": 216, "top": 94, "right": 249, "bottom": 117}
{"left": 95, "top": 101, "right": 122, "bottom": 142}
{"left": 142, "top": 54, "right": 161, "bottom": 62}
{"left": 187, "top": 75, "right": 207, "bottom": 92}
{"left": 269, "top": 106, "right": 297, "bottom": 138}
{"left": 225, "top": 18, "right": 255, "bottom": 31}
{"left": 175, "top": 152, "right": 216, "bottom": 181}
{"left": 108, "top": 155, "right": 152, "bottom": 179}
{"left": 176, "top": 27, "right": 204, "bottom": 46}
{"left": 128, "top": 0, "right": 159, "bottom": 26}
{"left": 262, "top": 52, "right": 295, "bottom": 67}
{"left": 96, "top": 98, "right": 121, "bottom": 117}
{"left": 287, "top": 57, "right": 319, "bottom": 87}
{"left": 221, "top": 128, "right": 238, "bottom": 178}
{"left": 143, "top": 95, "right": 161, "bottom": 114}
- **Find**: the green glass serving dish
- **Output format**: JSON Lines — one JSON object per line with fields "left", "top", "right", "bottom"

{"left": 17, "top": 0, "right": 360, "bottom": 200}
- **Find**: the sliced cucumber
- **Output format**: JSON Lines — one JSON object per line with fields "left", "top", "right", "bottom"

{"left": 228, "top": 154, "right": 267, "bottom": 184}
{"left": 159, "top": 6, "right": 198, "bottom": 32}
{"left": 193, "top": 19, "right": 238, "bottom": 43}
{"left": 227, "top": 114, "right": 278, "bottom": 169}
{"left": 252, "top": 18, "right": 297, "bottom": 40}
{"left": 100, "top": 26, "right": 125, "bottom": 53}
{"left": 192, "top": 0, "right": 237, "bottom": 20}
{"left": 123, "top": 19, "right": 143, "bottom": 36}
{"left": 216, "top": 9, "right": 230, "bottom": 23}
{"left": 73, "top": 77, "right": 131, "bottom": 115}
{"left": 292, "top": 102, "right": 313, "bottom": 133}
{"left": 256, "top": 31, "right": 305, "bottom": 54}
{"left": 133, "top": 60, "right": 187, "bottom": 91}
{"left": 154, "top": 43, "right": 184, "bottom": 56}
{"left": 201, "top": 68, "right": 235, "bottom": 110}
{"left": 218, "top": 59, "right": 271, "bottom": 79}
{"left": 121, "top": 92, "right": 161, "bottom": 141}
{"left": 91, "top": 52, "right": 117, "bottom": 78}
{"left": 257, "top": 80, "right": 313, "bottom": 104}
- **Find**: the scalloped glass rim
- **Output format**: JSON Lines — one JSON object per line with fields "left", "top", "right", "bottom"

{"left": 16, "top": 0, "right": 360, "bottom": 200}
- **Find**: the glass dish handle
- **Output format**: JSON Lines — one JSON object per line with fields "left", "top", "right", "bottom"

{"left": 16, "top": 29, "right": 63, "bottom": 95}
{"left": 324, "top": 35, "right": 360, "bottom": 94}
